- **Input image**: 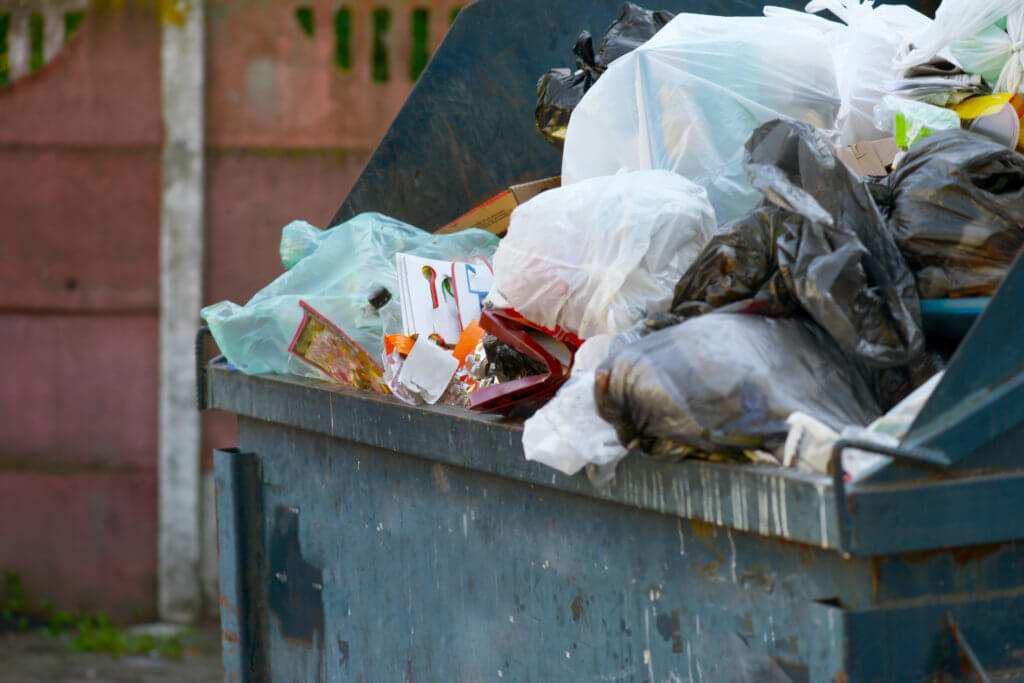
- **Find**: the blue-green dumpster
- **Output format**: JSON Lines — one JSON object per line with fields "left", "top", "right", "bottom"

{"left": 204, "top": 0, "right": 1024, "bottom": 679}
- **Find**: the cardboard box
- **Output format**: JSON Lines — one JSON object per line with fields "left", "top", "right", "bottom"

{"left": 435, "top": 177, "right": 561, "bottom": 236}
{"left": 837, "top": 138, "right": 898, "bottom": 177}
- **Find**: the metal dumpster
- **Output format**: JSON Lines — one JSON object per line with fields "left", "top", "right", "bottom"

{"left": 206, "top": 266, "right": 1024, "bottom": 682}
{"left": 202, "top": 0, "right": 1024, "bottom": 680}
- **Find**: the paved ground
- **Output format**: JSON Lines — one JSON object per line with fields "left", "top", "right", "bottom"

{"left": 0, "top": 627, "right": 221, "bottom": 683}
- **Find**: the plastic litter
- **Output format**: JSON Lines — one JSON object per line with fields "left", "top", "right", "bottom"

{"left": 954, "top": 94, "right": 1024, "bottom": 149}
{"left": 534, "top": 2, "right": 673, "bottom": 148}
{"left": 490, "top": 170, "right": 717, "bottom": 339}
{"left": 886, "top": 129, "right": 1024, "bottom": 299}
{"left": 561, "top": 12, "right": 840, "bottom": 223}
{"left": 202, "top": 215, "right": 498, "bottom": 378}
{"left": 594, "top": 313, "right": 883, "bottom": 460}
{"left": 672, "top": 119, "right": 925, "bottom": 370}
{"left": 483, "top": 336, "right": 547, "bottom": 383}
{"left": 467, "top": 309, "right": 579, "bottom": 416}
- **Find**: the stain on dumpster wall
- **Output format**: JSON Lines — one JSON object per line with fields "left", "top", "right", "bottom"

{"left": 267, "top": 505, "right": 324, "bottom": 646}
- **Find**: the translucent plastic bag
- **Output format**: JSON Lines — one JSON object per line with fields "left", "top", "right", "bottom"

{"left": 202, "top": 214, "right": 498, "bottom": 378}
{"left": 561, "top": 12, "right": 840, "bottom": 223}
{"left": 490, "top": 170, "right": 717, "bottom": 338}
{"left": 897, "top": 0, "right": 1022, "bottom": 91}
{"left": 594, "top": 313, "right": 882, "bottom": 459}
{"left": 950, "top": 6, "right": 1024, "bottom": 93}
{"left": 765, "top": 0, "right": 931, "bottom": 145}
{"left": 522, "top": 335, "right": 628, "bottom": 481}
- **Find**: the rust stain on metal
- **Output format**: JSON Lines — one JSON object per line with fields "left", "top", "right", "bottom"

{"left": 951, "top": 542, "right": 1004, "bottom": 566}
{"left": 570, "top": 594, "right": 584, "bottom": 623}
{"left": 900, "top": 541, "right": 1005, "bottom": 567}
{"left": 690, "top": 520, "right": 717, "bottom": 540}
{"left": 219, "top": 593, "right": 239, "bottom": 614}
{"left": 670, "top": 611, "right": 683, "bottom": 653}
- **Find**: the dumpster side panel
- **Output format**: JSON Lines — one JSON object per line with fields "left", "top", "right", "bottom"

{"left": 843, "top": 592, "right": 1024, "bottom": 681}
{"left": 237, "top": 417, "right": 871, "bottom": 682}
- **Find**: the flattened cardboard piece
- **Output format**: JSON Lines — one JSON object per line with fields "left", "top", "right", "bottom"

{"left": 435, "top": 176, "right": 561, "bottom": 236}
{"left": 837, "top": 138, "right": 898, "bottom": 177}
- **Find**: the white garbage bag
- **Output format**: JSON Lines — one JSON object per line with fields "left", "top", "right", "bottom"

{"left": 490, "top": 170, "right": 717, "bottom": 339}
{"left": 522, "top": 336, "right": 627, "bottom": 482}
{"left": 766, "top": 0, "right": 931, "bottom": 145}
{"left": 561, "top": 12, "right": 840, "bottom": 223}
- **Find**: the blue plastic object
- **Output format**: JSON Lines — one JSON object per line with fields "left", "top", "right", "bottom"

{"left": 920, "top": 297, "right": 989, "bottom": 339}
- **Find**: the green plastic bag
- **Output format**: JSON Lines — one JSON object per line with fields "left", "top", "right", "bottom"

{"left": 202, "top": 213, "right": 498, "bottom": 378}
{"left": 874, "top": 95, "right": 961, "bottom": 148}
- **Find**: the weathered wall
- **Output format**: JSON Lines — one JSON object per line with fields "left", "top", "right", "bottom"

{"left": 0, "top": 0, "right": 459, "bottom": 619}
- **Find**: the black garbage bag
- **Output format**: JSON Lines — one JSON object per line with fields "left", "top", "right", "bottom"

{"left": 672, "top": 119, "right": 925, "bottom": 369}
{"left": 594, "top": 313, "right": 882, "bottom": 460}
{"left": 535, "top": 3, "right": 673, "bottom": 148}
{"left": 887, "top": 129, "right": 1024, "bottom": 299}
{"left": 670, "top": 205, "right": 796, "bottom": 321}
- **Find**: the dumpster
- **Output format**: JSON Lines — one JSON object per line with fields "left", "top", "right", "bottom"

{"left": 205, "top": 262, "right": 1024, "bottom": 681}
{"left": 202, "top": 0, "right": 1024, "bottom": 680}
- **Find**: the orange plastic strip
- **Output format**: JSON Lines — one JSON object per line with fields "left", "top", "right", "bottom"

{"left": 385, "top": 334, "right": 416, "bottom": 356}
{"left": 452, "top": 319, "right": 485, "bottom": 368}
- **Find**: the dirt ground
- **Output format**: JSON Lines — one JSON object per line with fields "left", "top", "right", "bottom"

{"left": 0, "top": 627, "right": 222, "bottom": 683}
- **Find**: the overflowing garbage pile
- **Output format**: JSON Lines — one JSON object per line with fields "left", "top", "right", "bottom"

{"left": 203, "top": 0, "right": 1024, "bottom": 485}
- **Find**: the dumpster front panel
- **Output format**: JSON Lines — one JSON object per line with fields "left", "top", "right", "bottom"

{"left": 208, "top": 364, "right": 1024, "bottom": 680}
{"left": 231, "top": 417, "right": 870, "bottom": 682}
{"left": 206, "top": 363, "right": 844, "bottom": 551}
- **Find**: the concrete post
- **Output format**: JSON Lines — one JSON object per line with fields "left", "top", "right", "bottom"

{"left": 158, "top": 0, "right": 205, "bottom": 624}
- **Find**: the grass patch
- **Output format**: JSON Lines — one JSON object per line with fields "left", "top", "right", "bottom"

{"left": 1, "top": 570, "right": 189, "bottom": 659}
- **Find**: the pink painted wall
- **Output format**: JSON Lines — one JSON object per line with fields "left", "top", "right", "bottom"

{"left": 0, "top": 0, "right": 459, "bottom": 619}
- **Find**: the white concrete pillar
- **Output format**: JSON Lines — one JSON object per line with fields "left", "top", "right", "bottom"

{"left": 158, "top": 0, "right": 205, "bottom": 624}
